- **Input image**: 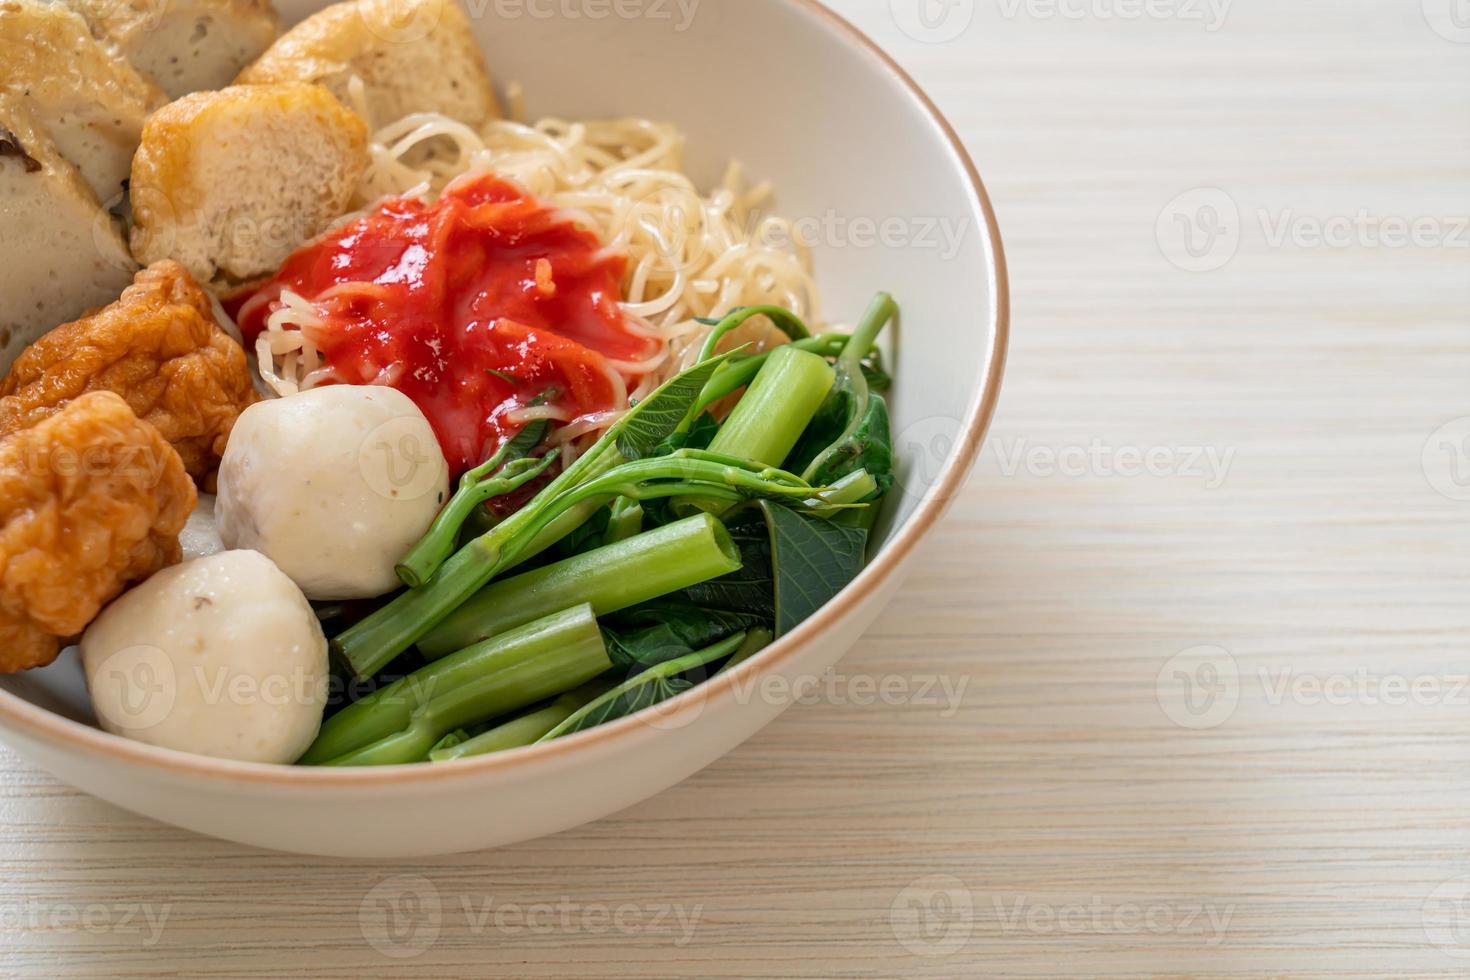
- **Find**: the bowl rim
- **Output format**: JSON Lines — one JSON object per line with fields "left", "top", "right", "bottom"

{"left": 0, "top": 0, "right": 1010, "bottom": 788}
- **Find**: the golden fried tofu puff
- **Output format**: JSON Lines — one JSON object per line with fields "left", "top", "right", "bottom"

{"left": 128, "top": 83, "right": 368, "bottom": 287}
{"left": 0, "top": 261, "right": 259, "bottom": 482}
{"left": 0, "top": 391, "right": 195, "bottom": 673}
{"left": 235, "top": 0, "right": 500, "bottom": 130}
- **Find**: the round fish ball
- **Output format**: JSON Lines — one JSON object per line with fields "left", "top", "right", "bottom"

{"left": 216, "top": 386, "right": 450, "bottom": 600}
{"left": 82, "top": 550, "right": 329, "bottom": 765}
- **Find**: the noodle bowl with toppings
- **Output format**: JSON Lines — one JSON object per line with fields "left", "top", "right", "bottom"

{"left": 0, "top": 0, "right": 923, "bottom": 781}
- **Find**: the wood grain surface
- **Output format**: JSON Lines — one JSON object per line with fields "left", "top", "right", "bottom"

{"left": 3, "top": 0, "right": 1468, "bottom": 976}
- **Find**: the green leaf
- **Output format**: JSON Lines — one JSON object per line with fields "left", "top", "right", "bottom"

{"left": 790, "top": 294, "right": 897, "bottom": 493}
{"left": 671, "top": 514, "right": 775, "bottom": 620}
{"left": 759, "top": 501, "right": 869, "bottom": 637}
{"left": 500, "top": 418, "right": 550, "bottom": 466}
{"left": 614, "top": 351, "right": 743, "bottom": 461}
{"left": 538, "top": 633, "right": 747, "bottom": 741}
{"left": 603, "top": 601, "right": 766, "bottom": 668}
{"left": 806, "top": 394, "right": 895, "bottom": 496}
{"left": 655, "top": 412, "right": 720, "bottom": 456}
{"left": 554, "top": 504, "right": 613, "bottom": 558}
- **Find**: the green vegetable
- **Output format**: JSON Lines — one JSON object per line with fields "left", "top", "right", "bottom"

{"left": 333, "top": 351, "right": 749, "bottom": 680}
{"left": 429, "top": 681, "right": 613, "bottom": 762}
{"left": 601, "top": 601, "right": 767, "bottom": 668}
{"left": 693, "top": 334, "right": 848, "bottom": 412}
{"left": 659, "top": 500, "right": 867, "bottom": 639}
{"left": 397, "top": 452, "right": 555, "bottom": 588}
{"left": 808, "top": 469, "right": 879, "bottom": 514}
{"left": 717, "top": 628, "right": 775, "bottom": 674}
{"left": 418, "top": 514, "right": 743, "bottom": 660}
{"left": 860, "top": 347, "right": 893, "bottom": 393}
{"left": 759, "top": 501, "right": 869, "bottom": 636}
{"left": 400, "top": 403, "right": 557, "bottom": 587}
{"left": 790, "top": 293, "right": 898, "bottom": 493}
{"left": 539, "top": 632, "right": 749, "bottom": 742}
{"left": 669, "top": 513, "right": 775, "bottom": 620}
{"left": 602, "top": 498, "right": 644, "bottom": 546}
{"left": 707, "top": 345, "right": 835, "bottom": 467}
{"left": 302, "top": 605, "right": 609, "bottom": 765}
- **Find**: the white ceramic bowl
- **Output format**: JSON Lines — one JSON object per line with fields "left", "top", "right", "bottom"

{"left": 0, "top": 0, "right": 1008, "bottom": 856}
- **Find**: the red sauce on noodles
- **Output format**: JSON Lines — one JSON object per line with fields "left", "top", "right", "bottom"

{"left": 235, "top": 174, "right": 657, "bottom": 476}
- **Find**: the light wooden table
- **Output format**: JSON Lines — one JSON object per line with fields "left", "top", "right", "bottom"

{"left": 3, "top": 1, "right": 1468, "bottom": 976}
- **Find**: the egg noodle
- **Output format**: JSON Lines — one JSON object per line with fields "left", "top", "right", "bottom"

{"left": 249, "top": 95, "right": 823, "bottom": 452}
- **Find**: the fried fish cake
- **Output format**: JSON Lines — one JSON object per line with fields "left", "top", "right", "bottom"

{"left": 0, "top": 261, "right": 258, "bottom": 481}
{"left": 129, "top": 83, "right": 367, "bottom": 286}
{"left": 0, "top": 391, "right": 195, "bottom": 673}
